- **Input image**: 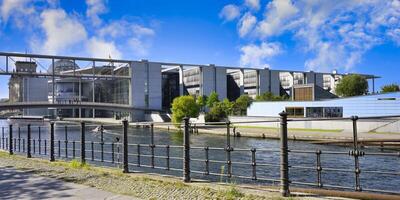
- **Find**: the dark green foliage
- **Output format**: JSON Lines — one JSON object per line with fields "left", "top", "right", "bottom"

{"left": 205, "top": 102, "right": 227, "bottom": 122}
{"left": 381, "top": 84, "right": 400, "bottom": 93}
{"left": 335, "top": 74, "right": 368, "bottom": 97}
{"left": 233, "top": 94, "right": 253, "bottom": 115}
{"left": 255, "top": 92, "right": 288, "bottom": 101}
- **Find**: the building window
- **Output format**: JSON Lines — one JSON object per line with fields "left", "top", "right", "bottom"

{"left": 286, "top": 107, "right": 304, "bottom": 118}
{"left": 306, "top": 107, "right": 343, "bottom": 118}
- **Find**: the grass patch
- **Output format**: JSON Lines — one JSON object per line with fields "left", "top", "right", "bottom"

{"left": 69, "top": 159, "right": 91, "bottom": 169}
{"left": 236, "top": 125, "right": 343, "bottom": 133}
{"left": 217, "top": 186, "right": 244, "bottom": 200}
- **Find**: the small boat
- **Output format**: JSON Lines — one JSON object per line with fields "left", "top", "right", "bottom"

{"left": 7, "top": 116, "right": 47, "bottom": 126}
{"left": 92, "top": 125, "right": 103, "bottom": 133}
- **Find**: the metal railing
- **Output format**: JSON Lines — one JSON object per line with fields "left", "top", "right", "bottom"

{"left": 0, "top": 114, "right": 399, "bottom": 198}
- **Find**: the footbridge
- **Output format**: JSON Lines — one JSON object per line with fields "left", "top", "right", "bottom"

{"left": 0, "top": 101, "right": 162, "bottom": 112}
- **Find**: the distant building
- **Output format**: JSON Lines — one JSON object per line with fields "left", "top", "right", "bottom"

{"left": 247, "top": 92, "right": 400, "bottom": 118}
{"left": 2, "top": 52, "right": 379, "bottom": 121}
{"left": 8, "top": 61, "right": 48, "bottom": 116}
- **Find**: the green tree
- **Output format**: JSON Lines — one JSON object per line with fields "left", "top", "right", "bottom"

{"left": 234, "top": 94, "right": 253, "bottom": 115}
{"left": 381, "top": 84, "right": 400, "bottom": 93}
{"left": 206, "top": 91, "right": 219, "bottom": 108}
{"left": 171, "top": 95, "right": 200, "bottom": 126}
{"left": 205, "top": 102, "right": 227, "bottom": 122}
{"left": 222, "top": 98, "right": 235, "bottom": 115}
{"left": 335, "top": 74, "right": 368, "bottom": 97}
{"left": 255, "top": 92, "right": 288, "bottom": 101}
{"left": 196, "top": 95, "right": 207, "bottom": 112}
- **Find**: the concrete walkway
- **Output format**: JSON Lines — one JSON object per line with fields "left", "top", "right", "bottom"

{"left": 0, "top": 167, "right": 138, "bottom": 200}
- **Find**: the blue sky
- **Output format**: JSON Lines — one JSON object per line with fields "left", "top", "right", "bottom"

{"left": 0, "top": 0, "right": 399, "bottom": 98}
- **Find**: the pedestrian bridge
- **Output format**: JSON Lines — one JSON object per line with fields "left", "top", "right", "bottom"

{"left": 0, "top": 101, "right": 161, "bottom": 112}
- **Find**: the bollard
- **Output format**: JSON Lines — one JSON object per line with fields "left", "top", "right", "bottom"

{"left": 123, "top": 120, "right": 129, "bottom": 173}
{"left": 279, "top": 111, "right": 290, "bottom": 197}
{"left": 183, "top": 117, "right": 191, "bottom": 182}
{"left": 9, "top": 124, "right": 13, "bottom": 155}
{"left": 80, "top": 122, "right": 86, "bottom": 164}
{"left": 150, "top": 123, "right": 155, "bottom": 168}
{"left": 351, "top": 116, "right": 362, "bottom": 191}
{"left": 27, "top": 124, "right": 31, "bottom": 158}
{"left": 50, "top": 122, "right": 55, "bottom": 161}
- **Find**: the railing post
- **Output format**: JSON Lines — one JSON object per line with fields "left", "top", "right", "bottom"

{"left": 279, "top": 111, "right": 290, "bottom": 197}
{"left": 18, "top": 127, "right": 21, "bottom": 152}
{"left": 226, "top": 120, "right": 232, "bottom": 178}
{"left": 50, "top": 122, "right": 55, "bottom": 161}
{"left": 8, "top": 124, "right": 13, "bottom": 155}
{"left": 100, "top": 124, "right": 104, "bottom": 162}
{"left": 27, "top": 124, "right": 31, "bottom": 158}
{"left": 122, "top": 119, "right": 129, "bottom": 173}
{"left": 1, "top": 127, "right": 4, "bottom": 149}
{"left": 38, "top": 127, "right": 41, "bottom": 155}
{"left": 80, "top": 122, "right": 85, "bottom": 164}
{"left": 351, "top": 116, "right": 362, "bottom": 191}
{"left": 183, "top": 117, "right": 191, "bottom": 182}
{"left": 150, "top": 123, "right": 155, "bottom": 168}
{"left": 65, "top": 126, "right": 68, "bottom": 158}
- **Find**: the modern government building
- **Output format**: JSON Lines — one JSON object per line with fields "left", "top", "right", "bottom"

{"left": 4, "top": 52, "right": 398, "bottom": 121}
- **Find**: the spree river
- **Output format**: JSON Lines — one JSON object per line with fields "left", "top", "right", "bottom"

{"left": 1, "top": 120, "right": 399, "bottom": 193}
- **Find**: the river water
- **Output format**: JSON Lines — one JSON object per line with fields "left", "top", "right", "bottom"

{"left": 1, "top": 120, "right": 399, "bottom": 193}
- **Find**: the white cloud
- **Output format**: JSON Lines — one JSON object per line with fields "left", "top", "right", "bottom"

{"left": 86, "top": 0, "right": 107, "bottom": 26}
{"left": 256, "top": 0, "right": 298, "bottom": 38}
{"left": 240, "top": 42, "right": 281, "bottom": 67}
{"left": 86, "top": 37, "right": 122, "bottom": 59}
{"left": 132, "top": 24, "right": 155, "bottom": 37}
{"left": 238, "top": 12, "right": 257, "bottom": 37}
{"left": 244, "top": 0, "right": 260, "bottom": 10}
{"left": 128, "top": 38, "right": 149, "bottom": 57}
{"left": 39, "top": 9, "right": 87, "bottom": 54}
{"left": 0, "top": 0, "right": 32, "bottom": 22}
{"left": 222, "top": 0, "right": 400, "bottom": 72}
{"left": 219, "top": 4, "right": 240, "bottom": 21}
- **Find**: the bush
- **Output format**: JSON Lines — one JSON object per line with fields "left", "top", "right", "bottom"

{"left": 171, "top": 95, "right": 200, "bottom": 126}
{"left": 234, "top": 94, "right": 253, "bottom": 115}
{"left": 205, "top": 102, "right": 227, "bottom": 122}
{"left": 255, "top": 92, "right": 288, "bottom": 101}
{"left": 381, "top": 84, "right": 400, "bottom": 93}
{"left": 196, "top": 95, "right": 207, "bottom": 112}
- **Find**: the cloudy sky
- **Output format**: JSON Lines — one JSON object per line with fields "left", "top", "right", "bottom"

{"left": 0, "top": 0, "right": 399, "bottom": 98}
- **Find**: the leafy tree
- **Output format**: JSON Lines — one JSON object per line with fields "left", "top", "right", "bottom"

{"left": 335, "top": 74, "right": 368, "bottom": 97}
{"left": 381, "top": 84, "right": 400, "bottom": 93}
{"left": 222, "top": 98, "right": 235, "bottom": 115}
{"left": 171, "top": 95, "right": 200, "bottom": 126}
{"left": 234, "top": 94, "right": 253, "bottom": 115}
{"left": 205, "top": 102, "right": 227, "bottom": 122}
{"left": 255, "top": 92, "right": 288, "bottom": 101}
{"left": 206, "top": 91, "right": 219, "bottom": 108}
{"left": 196, "top": 95, "right": 207, "bottom": 112}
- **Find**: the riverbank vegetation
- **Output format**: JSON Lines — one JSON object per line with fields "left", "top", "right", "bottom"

{"left": 171, "top": 91, "right": 287, "bottom": 124}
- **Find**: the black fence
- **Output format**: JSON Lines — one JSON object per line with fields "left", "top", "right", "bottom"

{"left": 1, "top": 113, "right": 400, "bottom": 198}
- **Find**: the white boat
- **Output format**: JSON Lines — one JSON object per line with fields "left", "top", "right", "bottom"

{"left": 7, "top": 116, "right": 47, "bottom": 126}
